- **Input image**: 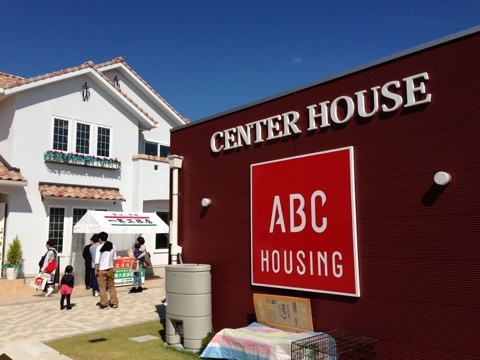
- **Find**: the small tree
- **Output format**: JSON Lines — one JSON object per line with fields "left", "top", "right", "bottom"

{"left": 2, "top": 235, "right": 23, "bottom": 270}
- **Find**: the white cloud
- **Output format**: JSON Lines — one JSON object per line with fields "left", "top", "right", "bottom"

{"left": 293, "top": 56, "right": 302, "bottom": 63}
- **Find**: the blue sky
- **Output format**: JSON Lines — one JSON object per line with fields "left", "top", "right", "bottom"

{"left": 0, "top": 1, "right": 478, "bottom": 121}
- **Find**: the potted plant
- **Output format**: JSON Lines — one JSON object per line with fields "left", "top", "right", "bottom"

{"left": 1, "top": 235, "right": 23, "bottom": 280}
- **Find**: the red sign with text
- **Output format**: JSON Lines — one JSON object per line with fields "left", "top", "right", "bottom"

{"left": 250, "top": 147, "right": 359, "bottom": 296}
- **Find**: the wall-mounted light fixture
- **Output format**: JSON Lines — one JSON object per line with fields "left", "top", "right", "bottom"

{"left": 113, "top": 75, "right": 120, "bottom": 88}
{"left": 201, "top": 198, "right": 212, "bottom": 207}
{"left": 82, "top": 82, "right": 90, "bottom": 101}
{"left": 434, "top": 171, "right": 451, "bottom": 186}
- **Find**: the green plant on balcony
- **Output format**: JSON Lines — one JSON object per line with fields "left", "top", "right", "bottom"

{"left": 44, "top": 150, "right": 121, "bottom": 169}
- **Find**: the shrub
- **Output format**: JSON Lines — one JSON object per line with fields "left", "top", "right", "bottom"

{"left": 2, "top": 235, "right": 23, "bottom": 270}
{"left": 197, "top": 331, "right": 217, "bottom": 356}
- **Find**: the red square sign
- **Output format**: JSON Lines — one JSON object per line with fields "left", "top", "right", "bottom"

{"left": 250, "top": 147, "right": 359, "bottom": 296}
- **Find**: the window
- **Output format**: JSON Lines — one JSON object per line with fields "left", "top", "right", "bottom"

{"left": 145, "top": 141, "right": 158, "bottom": 156}
{"left": 51, "top": 118, "right": 112, "bottom": 159}
{"left": 53, "top": 118, "right": 68, "bottom": 151}
{"left": 144, "top": 142, "right": 170, "bottom": 158}
{"left": 76, "top": 123, "right": 90, "bottom": 154}
{"left": 49, "top": 207, "right": 65, "bottom": 252}
{"left": 155, "top": 212, "right": 169, "bottom": 249}
{"left": 160, "top": 145, "right": 170, "bottom": 158}
{"left": 72, "top": 208, "right": 87, "bottom": 253}
{"left": 73, "top": 208, "right": 87, "bottom": 224}
{"left": 97, "top": 127, "right": 110, "bottom": 157}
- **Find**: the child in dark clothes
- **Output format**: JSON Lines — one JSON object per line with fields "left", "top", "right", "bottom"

{"left": 60, "top": 265, "right": 74, "bottom": 310}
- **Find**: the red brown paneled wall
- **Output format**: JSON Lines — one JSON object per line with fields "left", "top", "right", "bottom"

{"left": 170, "top": 31, "right": 480, "bottom": 359}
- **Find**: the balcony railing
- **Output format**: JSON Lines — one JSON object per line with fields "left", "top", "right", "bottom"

{"left": 44, "top": 150, "right": 121, "bottom": 170}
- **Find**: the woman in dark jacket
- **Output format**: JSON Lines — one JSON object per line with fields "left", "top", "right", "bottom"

{"left": 82, "top": 239, "right": 92, "bottom": 289}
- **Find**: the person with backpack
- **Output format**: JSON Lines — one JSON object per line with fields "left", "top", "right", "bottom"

{"left": 40, "top": 240, "right": 57, "bottom": 297}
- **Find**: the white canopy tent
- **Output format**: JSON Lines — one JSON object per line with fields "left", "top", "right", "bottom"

{"left": 73, "top": 210, "right": 169, "bottom": 255}
{"left": 73, "top": 211, "right": 169, "bottom": 234}
{"left": 71, "top": 211, "right": 169, "bottom": 285}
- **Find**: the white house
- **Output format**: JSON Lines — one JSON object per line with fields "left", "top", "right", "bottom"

{"left": 0, "top": 57, "right": 188, "bottom": 281}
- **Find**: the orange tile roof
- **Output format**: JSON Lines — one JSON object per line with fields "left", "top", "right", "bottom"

{"left": 39, "top": 183, "right": 125, "bottom": 201}
{"left": 0, "top": 63, "right": 93, "bottom": 89}
{"left": 0, "top": 157, "right": 27, "bottom": 182}
{"left": 132, "top": 153, "right": 169, "bottom": 162}
{"left": 0, "top": 57, "right": 188, "bottom": 124}
{"left": 0, "top": 72, "right": 25, "bottom": 88}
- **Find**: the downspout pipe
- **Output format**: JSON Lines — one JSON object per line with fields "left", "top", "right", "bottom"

{"left": 168, "top": 155, "right": 183, "bottom": 264}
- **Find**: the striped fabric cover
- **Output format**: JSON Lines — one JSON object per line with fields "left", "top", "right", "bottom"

{"left": 200, "top": 322, "right": 333, "bottom": 360}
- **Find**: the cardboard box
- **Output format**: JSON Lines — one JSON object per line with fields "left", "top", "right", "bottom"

{"left": 253, "top": 293, "right": 313, "bottom": 332}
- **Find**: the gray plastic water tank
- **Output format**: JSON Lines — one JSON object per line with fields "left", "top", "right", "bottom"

{"left": 165, "top": 264, "right": 212, "bottom": 350}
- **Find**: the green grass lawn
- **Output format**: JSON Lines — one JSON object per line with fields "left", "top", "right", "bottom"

{"left": 46, "top": 321, "right": 200, "bottom": 360}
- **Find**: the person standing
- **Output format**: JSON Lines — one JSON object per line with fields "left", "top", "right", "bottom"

{"left": 82, "top": 239, "right": 92, "bottom": 289}
{"left": 60, "top": 265, "right": 74, "bottom": 310}
{"left": 40, "top": 240, "right": 57, "bottom": 297}
{"left": 137, "top": 236, "right": 147, "bottom": 255}
{"left": 129, "top": 238, "right": 145, "bottom": 293}
{"left": 89, "top": 234, "right": 100, "bottom": 297}
{"left": 94, "top": 232, "right": 118, "bottom": 310}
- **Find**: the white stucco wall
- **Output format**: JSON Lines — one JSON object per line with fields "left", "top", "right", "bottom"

{"left": 0, "top": 75, "right": 168, "bottom": 277}
{"left": 132, "top": 158, "right": 170, "bottom": 210}
{"left": 101, "top": 68, "right": 177, "bottom": 155}
{"left": 0, "top": 95, "right": 17, "bottom": 160}
{"left": 141, "top": 199, "right": 170, "bottom": 267}
{"left": 101, "top": 68, "right": 179, "bottom": 128}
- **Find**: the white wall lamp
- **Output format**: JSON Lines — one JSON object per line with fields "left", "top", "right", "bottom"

{"left": 201, "top": 198, "right": 212, "bottom": 207}
{"left": 434, "top": 171, "right": 451, "bottom": 186}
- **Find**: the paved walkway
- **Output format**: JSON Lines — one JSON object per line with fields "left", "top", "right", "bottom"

{"left": 0, "top": 277, "right": 166, "bottom": 347}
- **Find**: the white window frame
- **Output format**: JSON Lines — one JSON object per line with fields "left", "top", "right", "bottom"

{"left": 96, "top": 126, "right": 112, "bottom": 157}
{"left": 155, "top": 210, "right": 170, "bottom": 250}
{"left": 51, "top": 117, "right": 113, "bottom": 158}
{"left": 71, "top": 207, "right": 89, "bottom": 250}
{"left": 75, "top": 121, "right": 92, "bottom": 155}
{"left": 47, "top": 205, "right": 67, "bottom": 253}
{"left": 145, "top": 141, "right": 158, "bottom": 156}
{"left": 52, "top": 117, "right": 70, "bottom": 152}
{"left": 72, "top": 208, "right": 88, "bottom": 226}
{"left": 159, "top": 144, "right": 170, "bottom": 158}
{"left": 144, "top": 141, "right": 170, "bottom": 158}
